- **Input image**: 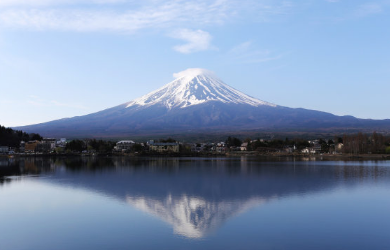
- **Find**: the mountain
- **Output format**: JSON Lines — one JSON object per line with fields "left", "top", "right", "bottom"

{"left": 17, "top": 68, "right": 390, "bottom": 138}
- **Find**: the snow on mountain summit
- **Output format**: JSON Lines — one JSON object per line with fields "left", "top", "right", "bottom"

{"left": 126, "top": 68, "right": 276, "bottom": 109}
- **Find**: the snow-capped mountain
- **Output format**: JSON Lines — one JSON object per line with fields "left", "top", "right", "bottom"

{"left": 126, "top": 68, "right": 275, "bottom": 109}
{"left": 17, "top": 68, "right": 390, "bottom": 138}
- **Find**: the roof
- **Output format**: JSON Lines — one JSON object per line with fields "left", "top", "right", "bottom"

{"left": 151, "top": 143, "right": 178, "bottom": 146}
{"left": 117, "top": 140, "right": 135, "bottom": 144}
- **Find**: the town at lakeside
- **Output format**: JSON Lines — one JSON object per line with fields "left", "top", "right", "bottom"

{"left": 1, "top": 125, "right": 390, "bottom": 159}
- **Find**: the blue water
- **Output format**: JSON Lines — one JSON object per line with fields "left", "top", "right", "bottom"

{"left": 1, "top": 157, "right": 390, "bottom": 250}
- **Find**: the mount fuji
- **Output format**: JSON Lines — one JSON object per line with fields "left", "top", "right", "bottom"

{"left": 17, "top": 68, "right": 390, "bottom": 138}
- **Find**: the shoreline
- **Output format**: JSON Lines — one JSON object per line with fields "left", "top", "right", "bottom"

{"left": 1, "top": 152, "right": 390, "bottom": 161}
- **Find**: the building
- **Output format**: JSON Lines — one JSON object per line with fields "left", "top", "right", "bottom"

{"left": 20, "top": 141, "right": 26, "bottom": 152}
{"left": 240, "top": 143, "right": 248, "bottom": 151}
{"left": 36, "top": 142, "right": 52, "bottom": 153}
{"left": 284, "top": 146, "right": 295, "bottom": 153}
{"left": 302, "top": 145, "right": 320, "bottom": 154}
{"left": 335, "top": 143, "right": 344, "bottom": 153}
{"left": 25, "top": 141, "right": 40, "bottom": 153}
{"left": 56, "top": 138, "right": 67, "bottom": 148}
{"left": 312, "top": 144, "right": 322, "bottom": 153}
{"left": 191, "top": 143, "right": 204, "bottom": 152}
{"left": 216, "top": 142, "right": 226, "bottom": 153}
{"left": 114, "top": 140, "right": 135, "bottom": 152}
{"left": 43, "top": 138, "right": 57, "bottom": 150}
{"left": 149, "top": 142, "right": 179, "bottom": 153}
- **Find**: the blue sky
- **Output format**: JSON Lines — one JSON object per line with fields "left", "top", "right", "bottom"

{"left": 0, "top": 0, "right": 389, "bottom": 127}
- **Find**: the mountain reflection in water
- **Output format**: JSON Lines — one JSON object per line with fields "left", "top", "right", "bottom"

{"left": 1, "top": 157, "right": 390, "bottom": 239}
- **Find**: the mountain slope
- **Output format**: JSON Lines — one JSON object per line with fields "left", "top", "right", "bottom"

{"left": 16, "top": 68, "right": 390, "bottom": 138}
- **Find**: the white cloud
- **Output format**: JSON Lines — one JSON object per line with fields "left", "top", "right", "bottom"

{"left": 227, "top": 41, "right": 283, "bottom": 64}
{"left": 0, "top": 0, "right": 293, "bottom": 33}
{"left": 170, "top": 29, "right": 214, "bottom": 54}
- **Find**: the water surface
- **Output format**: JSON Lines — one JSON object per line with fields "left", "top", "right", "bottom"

{"left": 1, "top": 157, "right": 390, "bottom": 249}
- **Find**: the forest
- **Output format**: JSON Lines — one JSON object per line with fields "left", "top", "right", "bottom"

{"left": 0, "top": 125, "right": 42, "bottom": 148}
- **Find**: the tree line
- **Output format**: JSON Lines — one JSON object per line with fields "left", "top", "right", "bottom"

{"left": 65, "top": 139, "right": 116, "bottom": 153}
{"left": 0, "top": 125, "right": 42, "bottom": 148}
{"left": 227, "top": 133, "right": 390, "bottom": 154}
{"left": 226, "top": 136, "right": 311, "bottom": 152}
{"left": 342, "top": 132, "right": 390, "bottom": 154}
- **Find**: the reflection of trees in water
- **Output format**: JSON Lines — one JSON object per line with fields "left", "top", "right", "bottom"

{"left": 0, "top": 177, "right": 12, "bottom": 185}
{"left": 1, "top": 157, "right": 390, "bottom": 181}
{"left": 331, "top": 162, "right": 388, "bottom": 181}
{"left": 61, "top": 157, "right": 116, "bottom": 171}
{"left": 0, "top": 157, "right": 54, "bottom": 179}
{"left": 1, "top": 156, "right": 389, "bottom": 195}
{"left": 0, "top": 158, "right": 21, "bottom": 182}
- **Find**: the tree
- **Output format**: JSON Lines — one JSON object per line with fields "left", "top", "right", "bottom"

{"left": 30, "top": 133, "right": 43, "bottom": 141}
{"left": 0, "top": 125, "right": 42, "bottom": 148}
{"left": 160, "top": 138, "right": 176, "bottom": 143}
{"left": 226, "top": 136, "right": 242, "bottom": 147}
{"left": 65, "top": 140, "right": 85, "bottom": 152}
{"left": 88, "top": 139, "right": 116, "bottom": 153}
{"left": 133, "top": 144, "right": 143, "bottom": 152}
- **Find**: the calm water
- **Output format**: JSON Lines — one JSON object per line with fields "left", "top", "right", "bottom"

{"left": 1, "top": 157, "right": 390, "bottom": 250}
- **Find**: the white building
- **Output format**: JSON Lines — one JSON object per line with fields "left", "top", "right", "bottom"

{"left": 115, "top": 140, "right": 135, "bottom": 151}
{"left": 240, "top": 143, "right": 248, "bottom": 151}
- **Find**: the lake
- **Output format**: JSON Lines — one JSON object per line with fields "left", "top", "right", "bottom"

{"left": 1, "top": 157, "right": 390, "bottom": 250}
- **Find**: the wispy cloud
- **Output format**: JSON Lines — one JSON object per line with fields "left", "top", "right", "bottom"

{"left": 354, "top": 2, "right": 384, "bottom": 17}
{"left": 27, "top": 95, "right": 46, "bottom": 107}
{"left": 227, "top": 41, "right": 283, "bottom": 64}
{"left": 0, "top": 0, "right": 293, "bottom": 33}
{"left": 27, "top": 95, "right": 89, "bottom": 109}
{"left": 50, "top": 100, "right": 89, "bottom": 110}
{"left": 0, "top": 0, "right": 125, "bottom": 7}
{"left": 170, "top": 29, "right": 214, "bottom": 54}
{"left": 0, "top": 1, "right": 229, "bottom": 33}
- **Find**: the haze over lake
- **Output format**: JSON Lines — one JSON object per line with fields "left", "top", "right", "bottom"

{"left": 1, "top": 157, "right": 390, "bottom": 249}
